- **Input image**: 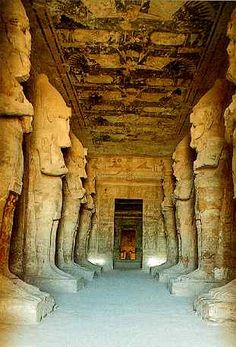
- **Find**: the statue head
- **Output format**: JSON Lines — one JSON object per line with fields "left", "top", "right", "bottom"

{"left": 69, "top": 133, "right": 87, "bottom": 178}
{"left": 85, "top": 193, "right": 95, "bottom": 211}
{"left": 172, "top": 134, "right": 194, "bottom": 199}
{"left": 0, "top": 0, "right": 33, "bottom": 117}
{"left": 0, "top": 0, "right": 31, "bottom": 82}
{"left": 161, "top": 159, "right": 174, "bottom": 207}
{"left": 227, "top": 9, "right": 236, "bottom": 84}
{"left": 190, "top": 79, "right": 227, "bottom": 153}
{"left": 33, "top": 74, "right": 71, "bottom": 176}
{"left": 172, "top": 135, "right": 192, "bottom": 181}
{"left": 34, "top": 74, "right": 71, "bottom": 149}
{"left": 84, "top": 159, "right": 96, "bottom": 195}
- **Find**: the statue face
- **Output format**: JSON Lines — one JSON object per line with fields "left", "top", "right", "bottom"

{"left": 6, "top": 13, "right": 31, "bottom": 81}
{"left": 89, "top": 178, "right": 96, "bottom": 194}
{"left": 190, "top": 108, "right": 205, "bottom": 150}
{"left": 10, "top": 27, "right": 31, "bottom": 82}
{"left": 77, "top": 154, "right": 87, "bottom": 178}
{"left": 227, "top": 40, "right": 236, "bottom": 84}
{"left": 0, "top": 0, "right": 31, "bottom": 81}
{"left": 55, "top": 115, "right": 71, "bottom": 149}
{"left": 21, "top": 116, "right": 33, "bottom": 133}
{"left": 172, "top": 150, "right": 181, "bottom": 181}
{"left": 227, "top": 16, "right": 236, "bottom": 84}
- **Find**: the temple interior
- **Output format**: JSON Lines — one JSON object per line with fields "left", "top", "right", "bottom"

{"left": 1, "top": 1, "right": 236, "bottom": 346}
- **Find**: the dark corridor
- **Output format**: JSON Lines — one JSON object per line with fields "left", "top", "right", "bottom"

{"left": 113, "top": 199, "right": 143, "bottom": 269}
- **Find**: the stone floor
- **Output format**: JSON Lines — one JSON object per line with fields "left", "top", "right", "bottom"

{"left": 0, "top": 270, "right": 235, "bottom": 347}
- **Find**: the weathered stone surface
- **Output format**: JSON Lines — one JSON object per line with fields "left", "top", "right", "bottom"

{"left": 194, "top": 279, "right": 236, "bottom": 322}
{"left": 57, "top": 132, "right": 94, "bottom": 282}
{"left": 151, "top": 160, "right": 178, "bottom": 278}
{"left": 159, "top": 135, "right": 197, "bottom": 283}
{"left": 171, "top": 79, "right": 234, "bottom": 297}
{"left": 23, "top": 74, "right": 81, "bottom": 293}
{"left": 0, "top": 0, "right": 55, "bottom": 324}
{"left": 194, "top": 10, "right": 236, "bottom": 323}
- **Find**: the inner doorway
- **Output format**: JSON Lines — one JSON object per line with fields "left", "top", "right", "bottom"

{"left": 113, "top": 199, "right": 143, "bottom": 269}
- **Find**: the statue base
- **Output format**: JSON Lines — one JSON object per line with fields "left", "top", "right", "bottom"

{"left": 0, "top": 295, "right": 55, "bottom": 325}
{"left": 157, "top": 263, "right": 196, "bottom": 283}
{"left": 169, "top": 269, "right": 227, "bottom": 297}
{"left": 169, "top": 278, "right": 225, "bottom": 297}
{"left": 59, "top": 263, "right": 95, "bottom": 281}
{"left": 150, "top": 260, "right": 176, "bottom": 278}
{"left": 194, "top": 280, "right": 236, "bottom": 323}
{"left": 24, "top": 273, "right": 84, "bottom": 293}
{"left": 0, "top": 275, "right": 55, "bottom": 324}
{"left": 79, "top": 260, "right": 102, "bottom": 276}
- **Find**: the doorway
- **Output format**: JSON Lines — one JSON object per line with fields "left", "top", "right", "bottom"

{"left": 113, "top": 199, "right": 143, "bottom": 269}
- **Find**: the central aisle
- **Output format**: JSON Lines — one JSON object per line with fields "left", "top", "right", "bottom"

{"left": 0, "top": 270, "right": 235, "bottom": 347}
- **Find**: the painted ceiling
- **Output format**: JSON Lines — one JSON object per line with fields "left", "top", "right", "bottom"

{"left": 25, "top": 0, "right": 234, "bottom": 157}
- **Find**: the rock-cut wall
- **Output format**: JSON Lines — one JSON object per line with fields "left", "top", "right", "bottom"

{"left": 87, "top": 156, "right": 172, "bottom": 271}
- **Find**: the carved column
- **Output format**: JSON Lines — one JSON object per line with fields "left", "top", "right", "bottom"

{"left": 159, "top": 135, "right": 197, "bottom": 284}
{"left": 171, "top": 79, "right": 234, "bottom": 297}
{"left": 0, "top": 0, "right": 55, "bottom": 324}
{"left": 194, "top": 12, "right": 236, "bottom": 323}
{"left": 23, "top": 74, "right": 80, "bottom": 293}
{"left": 57, "top": 132, "right": 94, "bottom": 282}
{"left": 151, "top": 160, "right": 178, "bottom": 277}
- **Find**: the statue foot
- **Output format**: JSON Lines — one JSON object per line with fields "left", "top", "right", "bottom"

{"left": 24, "top": 265, "right": 83, "bottom": 293}
{"left": 0, "top": 274, "right": 55, "bottom": 324}
{"left": 169, "top": 269, "right": 227, "bottom": 297}
{"left": 150, "top": 261, "right": 175, "bottom": 278}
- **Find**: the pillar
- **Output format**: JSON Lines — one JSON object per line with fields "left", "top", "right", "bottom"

{"left": 57, "top": 132, "right": 94, "bottom": 282}
{"left": 23, "top": 74, "right": 80, "bottom": 293}
{"left": 151, "top": 160, "right": 178, "bottom": 277}
{"left": 0, "top": 0, "right": 55, "bottom": 324}
{"left": 159, "top": 135, "right": 197, "bottom": 284}
{"left": 171, "top": 79, "right": 234, "bottom": 297}
{"left": 194, "top": 11, "right": 236, "bottom": 322}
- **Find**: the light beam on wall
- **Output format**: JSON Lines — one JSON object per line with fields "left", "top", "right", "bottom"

{"left": 147, "top": 257, "right": 166, "bottom": 267}
{"left": 88, "top": 256, "right": 106, "bottom": 266}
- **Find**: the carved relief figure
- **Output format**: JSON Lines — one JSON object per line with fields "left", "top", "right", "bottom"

{"left": 24, "top": 74, "right": 80, "bottom": 293}
{"left": 159, "top": 135, "right": 197, "bottom": 283}
{"left": 0, "top": 0, "right": 55, "bottom": 324}
{"left": 171, "top": 79, "right": 234, "bottom": 297}
{"left": 57, "top": 132, "right": 95, "bottom": 282}
{"left": 151, "top": 160, "right": 178, "bottom": 277}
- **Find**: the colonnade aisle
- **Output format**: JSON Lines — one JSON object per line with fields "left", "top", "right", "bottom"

{"left": 0, "top": 270, "right": 235, "bottom": 347}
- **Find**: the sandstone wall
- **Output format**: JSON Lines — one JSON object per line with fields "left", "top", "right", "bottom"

{"left": 87, "top": 156, "right": 168, "bottom": 271}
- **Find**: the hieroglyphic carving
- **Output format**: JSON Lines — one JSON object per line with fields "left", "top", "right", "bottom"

{"left": 90, "top": 156, "right": 163, "bottom": 180}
